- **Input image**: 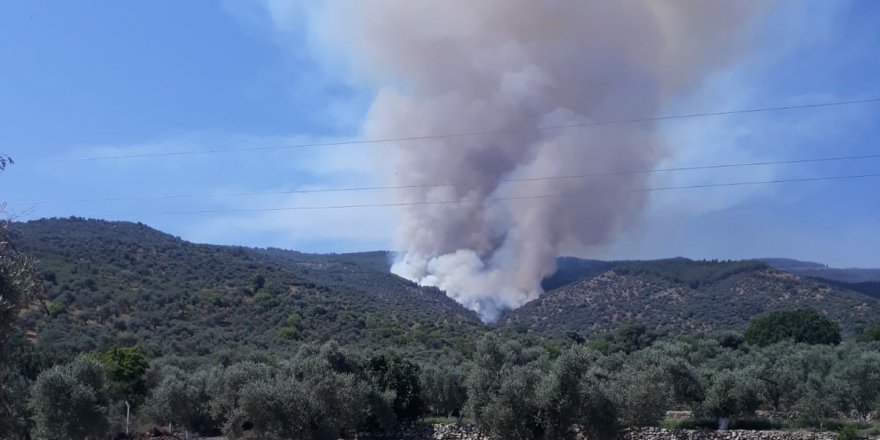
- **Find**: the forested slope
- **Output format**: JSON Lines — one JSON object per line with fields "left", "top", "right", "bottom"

{"left": 9, "top": 218, "right": 483, "bottom": 362}
{"left": 503, "top": 259, "right": 879, "bottom": 337}
{"left": 760, "top": 257, "right": 880, "bottom": 283}
{"left": 11, "top": 219, "right": 879, "bottom": 364}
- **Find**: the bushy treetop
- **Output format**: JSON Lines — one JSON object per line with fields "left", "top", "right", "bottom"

{"left": 744, "top": 309, "right": 841, "bottom": 347}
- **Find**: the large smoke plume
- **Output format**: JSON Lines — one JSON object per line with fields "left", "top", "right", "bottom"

{"left": 323, "top": 1, "right": 759, "bottom": 321}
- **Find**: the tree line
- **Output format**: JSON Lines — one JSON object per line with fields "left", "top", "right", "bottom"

{"left": 5, "top": 321, "right": 880, "bottom": 439}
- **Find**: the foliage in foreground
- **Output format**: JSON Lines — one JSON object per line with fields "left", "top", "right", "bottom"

{"left": 8, "top": 322, "right": 880, "bottom": 439}
{"left": 29, "top": 356, "right": 110, "bottom": 440}
{"left": 143, "top": 343, "right": 424, "bottom": 440}
{"left": 0, "top": 204, "right": 45, "bottom": 439}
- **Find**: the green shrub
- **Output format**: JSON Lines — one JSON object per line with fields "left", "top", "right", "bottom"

{"left": 251, "top": 288, "right": 278, "bottom": 308}
{"left": 276, "top": 326, "right": 302, "bottom": 340}
{"left": 838, "top": 423, "right": 859, "bottom": 440}
{"left": 46, "top": 301, "right": 65, "bottom": 318}
{"left": 366, "top": 354, "right": 424, "bottom": 422}
{"left": 744, "top": 309, "right": 841, "bottom": 347}
{"left": 98, "top": 346, "right": 149, "bottom": 403}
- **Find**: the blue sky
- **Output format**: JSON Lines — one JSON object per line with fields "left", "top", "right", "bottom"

{"left": 1, "top": 1, "right": 878, "bottom": 267}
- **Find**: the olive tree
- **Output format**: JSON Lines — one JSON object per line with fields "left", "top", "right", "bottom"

{"left": 701, "top": 368, "right": 761, "bottom": 425}
{"left": 794, "top": 373, "right": 845, "bottom": 425}
{"left": 0, "top": 206, "right": 42, "bottom": 345}
{"left": 606, "top": 365, "right": 671, "bottom": 427}
{"left": 208, "top": 345, "right": 374, "bottom": 440}
{"left": 207, "top": 361, "right": 275, "bottom": 438}
{"left": 234, "top": 372, "right": 368, "bottom": 440}
{"left": 29, "top": 356, "right": 110, "bottom": 440}
{"left": 752, "top": 344, "right": 801, "bottom": 413}
{"left": 467, "top": 334, "right": 548, "bottom": 436}
{"left": 537, "top": 346, "right": 617, "bottom": 440}
{"left": 468, "top": 336, "right": 618, "bottom": 440}
{"left": 479, "top": 364, "right": 544, "bottom": 440}
{"left": 833, "top": 349, "right": 880, "bottom": 420}
{"left": 276, "top": 355, "right": 370, "bottom": 440}
{"left": 143, "top": 366, "right": 217, "bottom": 436}
{"left": 364, "top": 353, "right": 424, "bottom": 422}
{"left": 420, "top": 365, "right": 468, "bottom": 419}
{"left": 0, "top": 365, "right": 32, "bottom": 439}
{"left": 0, "top": 159, "right": 43, "bottom": 439}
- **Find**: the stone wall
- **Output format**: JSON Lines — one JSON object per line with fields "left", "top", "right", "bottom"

{"left": 359, "top": 425, "right": 866, "bottom": 440}
{"left": 356, "top": 424, "right": 488, "bottom": 440}
{"left": 616, "top": 427, "right": 843, "bottom": 440}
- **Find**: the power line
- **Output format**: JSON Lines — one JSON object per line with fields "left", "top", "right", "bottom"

{"left": 62, "top": 173, "right": 880, "bottom": 217}
{"left": 31, "top": 96, "right": 880, "bottom": 163}
{"left": 13, "top": 153, "right": 880, "bottom": 204}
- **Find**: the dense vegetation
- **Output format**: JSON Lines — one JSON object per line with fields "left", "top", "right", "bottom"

{"left": 10, "top": 325, "right": 880, "bottom": 439}
{"left": 808, "top": 277, "right": 880, "bottom": 301}
{"left": 9, "top": 218, "right": 484, "bottom": 364}
{"left": 4, "top": 218, "right": 880, "bottom": 439}
{"left": 11, "top": 219, "right": 879, "bottom": 362}
{"left": 504, "top": 258, "right": 878, "bottom": 337}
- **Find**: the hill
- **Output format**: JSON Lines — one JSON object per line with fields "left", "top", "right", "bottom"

{"left": 805, "top": 277, "right": 880, "bottom": 301}
{"left": 9, "top": 218, "right": 483, "bottom": 362}
{"left": 758, "top": 258, "right": 880, "bottom": 300}
{"left": 503, "top": 258, "right": 879, "bottom": 337}
{"left": 760, "top": 257, "right": 880, "bottom": 283}
{"left": 10, "top": 218, "right": 879, "bottom": 364}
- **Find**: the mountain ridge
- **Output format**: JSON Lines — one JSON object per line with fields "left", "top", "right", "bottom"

{"left": 8, "top": 218, "right": 879, "bottom": 362}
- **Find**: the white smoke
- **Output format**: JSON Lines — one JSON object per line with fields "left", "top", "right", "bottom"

{"left": 307, "top": 1, "right": 761, "bottom": 321}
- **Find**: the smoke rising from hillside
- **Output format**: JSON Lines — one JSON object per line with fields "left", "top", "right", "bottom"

{"left": 324, "top": 1, "right": 759, "bottom": 321}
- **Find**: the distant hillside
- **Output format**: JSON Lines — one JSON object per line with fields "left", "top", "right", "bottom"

{"left": 9, "top": 218, "right": 483, "bottom": 362}
{"left": 760, "top": 258, "right": 880, "bottom": 283}
{"left": 504, "top": 259, "right": 879, "bottom": 337}
{"left": 541, "top": 257, "right": 618, "bottom": 291}
{"left": 12, "top": 218, "right": 878, "bottom": 363}
{"left": 806, "top": 277, "right": 880, "bottom": 301}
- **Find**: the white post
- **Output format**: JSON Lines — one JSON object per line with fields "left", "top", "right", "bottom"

{"left": 125, "top": 401, "right": 131, "bottom": 436}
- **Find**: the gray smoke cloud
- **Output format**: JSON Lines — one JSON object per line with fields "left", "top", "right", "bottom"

{"left": 317, "top": 1, "right": 760, "bottom": 321}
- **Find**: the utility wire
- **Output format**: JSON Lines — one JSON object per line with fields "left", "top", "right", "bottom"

{"left": 13, "top": 153, "right": 880, "bottom": 204}
{"left": 68, "top": 173, "right": 880, "bottom": 217}
{"left": 31, "top": 97, "right": 880, "bottom": 163}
